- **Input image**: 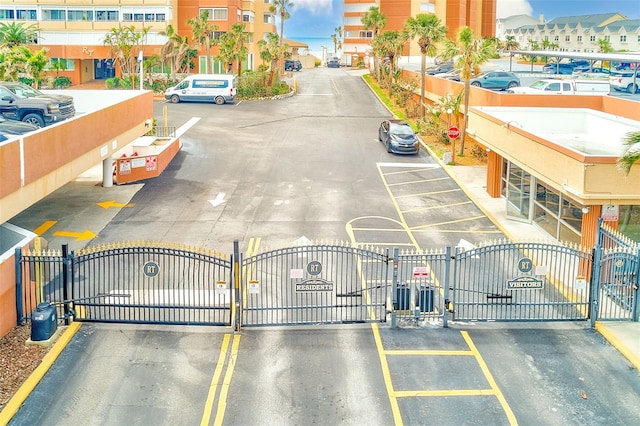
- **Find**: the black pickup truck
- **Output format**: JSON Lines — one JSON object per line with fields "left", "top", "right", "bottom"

{"left": 0, "top": 81, "right": 75, "bottom": 128}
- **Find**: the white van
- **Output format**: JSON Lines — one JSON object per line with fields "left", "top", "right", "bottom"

{"left": 165, "top": 74, "right": 236, "bottom": 105}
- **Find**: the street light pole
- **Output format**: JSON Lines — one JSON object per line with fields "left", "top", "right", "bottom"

{"left": 138, "top": 51, "right": 143, "bottom": 90}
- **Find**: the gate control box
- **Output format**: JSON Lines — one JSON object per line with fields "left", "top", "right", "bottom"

{"left": 31, "top": 303, "right": 58, "bottom": 341}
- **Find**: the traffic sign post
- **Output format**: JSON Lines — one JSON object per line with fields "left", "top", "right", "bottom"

{"left": 447, "top": 126, "right": 460, "bottom": 139}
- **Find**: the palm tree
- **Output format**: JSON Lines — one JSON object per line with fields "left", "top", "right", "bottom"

{"left": 503, "top": 35, "right": 520, "bottom": 52}
{"left": 404, "top": 13, "right": 447, "bottom": 119}
{"left": 331, "top": 33, "right": 338, "bottom": 54}
{"left": 258, "top": 32, "right": 289, "bottom": 85}
{"left": 187, "top": 10, "right": 219, "bottom": 74}
{"left": 438, "top": 91, "right": 463, "bottom": 162}
{"left": 618, "top": 131, "right": 640, "bottom": 175}
{"left": 597, "top": 38, "right": 613, "bottom": 53}
{"left": 0, "top": 22, "right": 38, "bottom": 48}
{"left": 159, "top": 24, "right": 190, "bottom": 78}
{"left": 25, "top": 47, "right": 49, "bottom": 88}
{"left": 361, "top": 6, "right": 387, "bottom": 81}
{"left": 103, "top": 25, "right": 149, "bottom": 88}
{"left": 270, "top": 0, "right": 293, "bottom": 44}
{"left": 218, "top": 23, "right": 251, "bottom": 77}
{"left": 373, "top": 30, "right": 407, "bottom": 99}
{"left": 441, "top": 26, "right": 496, "bottom": 155}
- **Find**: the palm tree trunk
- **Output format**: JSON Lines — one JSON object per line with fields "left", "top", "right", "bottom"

{"left": 460, "top": 80, "right": 471, "bottom": 155}
{"left": 420, "top": 53, "right": 426, "bottom": 119}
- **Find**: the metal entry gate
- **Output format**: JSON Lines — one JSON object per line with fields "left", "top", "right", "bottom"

{"left": 240, "top": 244, "right": 390, "bottom": 326}
{"left": 15, "top": 236, "right": 638, "bottom": 329}
{"left": 16, "top": 242, "right": 233, "bottom": 326}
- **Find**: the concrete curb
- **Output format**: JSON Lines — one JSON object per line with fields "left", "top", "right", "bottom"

{"left": 595, "top": 322, "right": 640, "bottom": 371}
{"left": 0, "top": 322, "right": 83, "bottom": 423}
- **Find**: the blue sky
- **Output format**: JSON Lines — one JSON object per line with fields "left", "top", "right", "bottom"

{"left": 284, "top": 0, "right": 640, "bottom": 39}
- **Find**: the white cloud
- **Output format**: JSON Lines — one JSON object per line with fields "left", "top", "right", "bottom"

{"left": 496, "top": 0, "right": 533, "bottom": 19}
{"left": 293, "top": 0, "right": 333, "bottom": 15}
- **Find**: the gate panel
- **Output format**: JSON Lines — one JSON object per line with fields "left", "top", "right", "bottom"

{"left": 451, "top": 241, "right": 591, "bottom": 322}
{"left": 240, "top": 244, "right": 390, "bottom": 326}
{"left": 71, "top": 243, "right": 232, "bottom": 325}
{"left": 393, "top": 247, "right": 451, "bottom": 325}
{"left": 16, "top": 248, "right": 66, "bottom": 324}
{"left": 596, "top": 248, "right": 639, "bottom": 321}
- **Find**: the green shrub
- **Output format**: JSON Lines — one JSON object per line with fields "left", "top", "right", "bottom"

{"left": 105, "top": 77, "right": 120, "bottom": 89}
{"left": 19, "top": 77, "right": 34, "bottom": 86}
{"left": 52, "top": 76, "right": 71, "bottom": 88}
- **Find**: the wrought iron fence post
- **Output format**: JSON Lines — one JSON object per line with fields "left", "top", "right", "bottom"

{"left": 391, "top": 247, "right": 399, "bottom": 328}
{"left": 443, "top": 246, "right": 452, "bottom": 328}
{"left": 15, "top": 248, "right": 24, "bottom": 325}
{"left": 589, "top": 247, "right": 602, "bottom": 328}
{"left": 62, "top": 244, "right": 72, "bottom": 325}
{"left": 634, "top": 248, "right": 640, "bottom": 322}
{"left": 233, "top": 240, "right": 241, "bottom": 331}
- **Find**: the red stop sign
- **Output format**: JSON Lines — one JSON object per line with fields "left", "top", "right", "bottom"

{"left": 447, "top": 126, "right": 460, "bottom": 139}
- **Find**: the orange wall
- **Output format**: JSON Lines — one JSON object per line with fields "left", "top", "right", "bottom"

{"left": 114, "top": 138, "right": 182, "bottom": 185}
{"left": 0, "top": 252, "right": 18, "bottom": 336}
{"left": 0, "top": 92, "right": 154, "bottom": 201}
{"left": 403, "top": 69, "right": 640, "bottom": 123}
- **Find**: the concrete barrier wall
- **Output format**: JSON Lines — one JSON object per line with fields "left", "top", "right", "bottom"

{"left": 0, "top": 91, "right": 154, "bottom": 224}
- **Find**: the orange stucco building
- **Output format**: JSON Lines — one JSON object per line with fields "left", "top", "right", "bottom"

{"left": 343, "top": 0, "right": 496, "bottom": 59}
{"left": 1, "top": 0, "right": 277, "bottom": 85}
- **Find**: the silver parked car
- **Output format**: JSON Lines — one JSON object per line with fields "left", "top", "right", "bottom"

{"left": 378, "top": 120, "right": 420, "bottom": 154}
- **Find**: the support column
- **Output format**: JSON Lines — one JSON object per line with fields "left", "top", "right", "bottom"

{"left": 102, "top": 156, "right": 113, "bottom": 187}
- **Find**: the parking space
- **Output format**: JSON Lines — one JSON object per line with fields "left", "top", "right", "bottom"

{"left": 356, "top": 161, "right": 502, "bottom": 249}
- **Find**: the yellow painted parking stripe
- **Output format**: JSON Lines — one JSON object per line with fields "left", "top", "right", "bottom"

{"left": 201, "top": 334, "right": 232, "bottom": 426}
{"left": 213, "top": 334, "right": 241, "bottom": 426}
{"left": 0, "top": 322, "right": 82, "bottom": 423}
{"left": 394, "top": 188, "right": 462, "bottom": 198}
{"left": 461, "top": 331, "right": 518, "bottom": 426}
{"left": 387, "top": 178, "right": 439, "bottom": 186}
{"left": 376, "top": 165, "right": 422, "bottom": 251}
{"left": 412, "top": 229, "right": 502, "bottom": 234}
{"left": 33, "top": 220, "right": 57, "bottom": 236}
{"left": 402, "top": 201, "right": 472, "bottom": 213}
{"left": 411, "top": 215, "right": 486, "bottom": 229}
{"left": 371, "top": 323, "right": 404, "bottom": 426}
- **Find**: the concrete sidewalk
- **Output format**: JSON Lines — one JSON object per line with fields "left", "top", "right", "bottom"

{"left": 444, "top": 163, "right": 640, "bottom": 371}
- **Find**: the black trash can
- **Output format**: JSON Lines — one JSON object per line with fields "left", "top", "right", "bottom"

{"left": 416, "top": 285, "right": 434, "bottom": 312}
{"left": 31, "top": 303, "right": 57, "bottom": 341}
{"left": 396, "top": 284, "right": 411, "bottom": 310}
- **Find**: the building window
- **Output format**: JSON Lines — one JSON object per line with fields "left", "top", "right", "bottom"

{"left": 212, "top": 31, "right": 225, "bottom": 40}
{"left": 42, "top": 9, "right": 66, "bottom": 21}
{"left": 358, "top": 30, "right": 373, "bottom": 39}
{"left": 565, "top": 35, "right": 570, "bottom": 42}
{"left": 96, "top": 10, "right": 118, "bottom": 21}
{"left": 577, "top": 35, "right": 582, "bottom": 42}
{"left": 263, "top": 14, "right": 274, "bottom": 24}
{"left": 0, "top": 9, "right": 15, "bottom": 19}
{"left": 620, "top": 34, "right": 627, "bottom": 42}
{"left": 533, "top": 181, "right": 582, "bottom": 244}
{"left": 16, "top": 9, "right": 37, "bottom": 20}
{"left": 46, "top": 58, "right": 75, "bottom": 71}
{"left": 68, "top": 10, "right": 93, "bottom": 21}
{"left": 200, "top": 8, "right": 227, "bottom": 20}
{"left": 554, "top": 36, "right": 559, "bottom": 42}
{"left": 590, "top": 35, "right": 596, "bottom": 42}
{"left": 242, "top": 11, "right": 254, "bottom": 23}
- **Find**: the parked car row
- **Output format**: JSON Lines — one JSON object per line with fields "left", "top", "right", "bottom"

{"left": 0, "top": 81, "right": 75, "bottom": 127}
